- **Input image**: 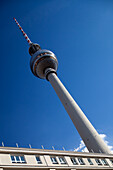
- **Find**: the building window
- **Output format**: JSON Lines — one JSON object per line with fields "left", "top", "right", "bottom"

{"left": 59, "top": 157, "right": 67, "bottom": 164}
{"left": 101, "top": 159, "right": 108, "bottom": 165}
{"left": 36, "top": 156, "right": 42, "bottom": 164}
{"left": 95, "top": 159, "right": 102, "bottom": 165}
{"left": 87, "top": 158, "right": 93, "bottom": 165}
{"left": 77, "top": 158, "right": 85, "bottom": 165}
{"left": 71, "top": 157, "right": 78, "bottom": 165}
{"left": 11, "top": 155, "right": 26, "bottom": 163}
{"left": 110, "top": 159, "right": 113, "bottom": 165}
{"left": 51, "top": 157, "right": 58, "bottom": 164}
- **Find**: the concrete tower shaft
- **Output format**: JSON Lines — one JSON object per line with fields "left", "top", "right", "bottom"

{"left": 30, "top": 48, "right": 111, "bottom": 154}
{"left": 45, "top": 68, "right": 111, "bottom": 154}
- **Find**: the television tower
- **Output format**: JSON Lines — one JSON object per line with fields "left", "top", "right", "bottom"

{"left": 14, "top": 18, "right": 111, "bottom": 154}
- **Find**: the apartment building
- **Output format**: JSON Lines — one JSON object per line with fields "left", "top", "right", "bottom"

{"left": 0, "top": 147, "right": 113, "bottom": 170}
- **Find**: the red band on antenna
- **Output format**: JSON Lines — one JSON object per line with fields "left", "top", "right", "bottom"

{"left": 13, "top": 18, "right": 32, "bottom": 45}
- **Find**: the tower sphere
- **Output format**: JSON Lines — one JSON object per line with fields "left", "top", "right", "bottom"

{"left": 30, "top": 49, "right": 58, "bottom": 79}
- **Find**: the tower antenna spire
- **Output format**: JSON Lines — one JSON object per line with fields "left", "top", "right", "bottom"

{"left": 13, "top": 18, "right": 41, "bottom": 56}
{"left": 13, "top": 18, "right": 32, "bottom": 45}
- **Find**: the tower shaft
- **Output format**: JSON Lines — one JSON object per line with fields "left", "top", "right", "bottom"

{"left": 46, "top": 69, "right": 111, "bottom": 154}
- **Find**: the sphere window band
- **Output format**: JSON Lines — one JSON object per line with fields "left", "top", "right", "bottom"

{"left": 30, "top": 49, "right": 58, "bottom": 79}
{"left": 33, "top": 56, "right": 57, "bottom": 77}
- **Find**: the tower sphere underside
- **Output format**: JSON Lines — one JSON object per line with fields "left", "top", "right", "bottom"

{"left": 30, "top": 49, "right": 58, "bottom": 79}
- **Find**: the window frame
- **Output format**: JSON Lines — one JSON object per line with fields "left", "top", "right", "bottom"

{"left": 95, "top": 159, "right": 102, "bottom": 165}
{"left": 70, "top": 157, "right": 78, "bottom": 165}
{"left": 110, "top": 159, "right": 113, "bottom": 165}
{"left": 58, "top": 157, "right": 67, "bottom": 164}
{"left": 36, "top": 156, "right": 42, "bottom": 164}
{"left": 101, "top": 159, "right": 108, "bottom": 166}
{"left": 50, "top": 156, "right": 58, "bottom": 164}
{"left": 87, "top": 158, "right": 93, "bottom": 165}
{"left": 77, "top": 157, "right": 85, "bottom": 165}
{"left": 10, "top": 155, "right": 26, "bottom": 163}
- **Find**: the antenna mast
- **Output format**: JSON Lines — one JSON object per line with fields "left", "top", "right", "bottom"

{"left": 13, "top": 18, "right": 41, "bottom": 55}
{"left": 13, "top": 18, "right": 32, "bottom": 45}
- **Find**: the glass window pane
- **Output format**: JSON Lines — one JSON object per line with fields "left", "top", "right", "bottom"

{"left": 71, "top": 158, "right": 78, "bottom": 165}
{"left": 95, "top": 159, "right": 102, "bottom": 165}
{"left": 36, "top": 157, "right": 42, "bottom": 164}
{"left": 51, "top": 157, "right": 58, "bottom": 164}
{"left": 20, "top": 156, "right": 26, "bottom": 163}
{"left": 87, "top": 158, "right": 93, "bottom": 165}
{"left": 78, "top": 158, "right": 85, "bottom": 165}
{"left": 59, "top": 157, "right": 66, "bottom": 164}
{"left": 11, "top": 155, "right": 26, "bottom": 164}
{"left": 110, "top": 160, "right": 113, "bottom": 165}
{"left": 11, "top": 156, "right": 15, "bottom": 163}
{"left": 36, "top": 157, "right": 40, "bottom": 161}
{"left": 101, "top": 159, "right": 108, "bottom": 165}
{"left": 16, "top": 156, "right": 20, "bottom": 163}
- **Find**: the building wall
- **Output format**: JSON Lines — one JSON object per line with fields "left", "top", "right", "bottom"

{"left": 0, "top": 147, "right": 113, "bottom": 169}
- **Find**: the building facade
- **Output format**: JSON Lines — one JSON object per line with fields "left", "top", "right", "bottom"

{"left": 0, "top": 147, "right": 113, "bottom": 170}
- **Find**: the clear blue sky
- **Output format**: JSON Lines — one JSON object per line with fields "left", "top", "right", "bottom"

{"left": 0, "top": 0, "right": 113, "bottom": 151}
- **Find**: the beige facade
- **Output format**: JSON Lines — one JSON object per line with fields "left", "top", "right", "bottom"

{"left": 0, "top": 147, "right": 113, "bottom": 169}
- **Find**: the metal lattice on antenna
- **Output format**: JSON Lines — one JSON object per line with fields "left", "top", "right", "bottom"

{"left": 13, "top": 18, "right": 32, "bottom": 45}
